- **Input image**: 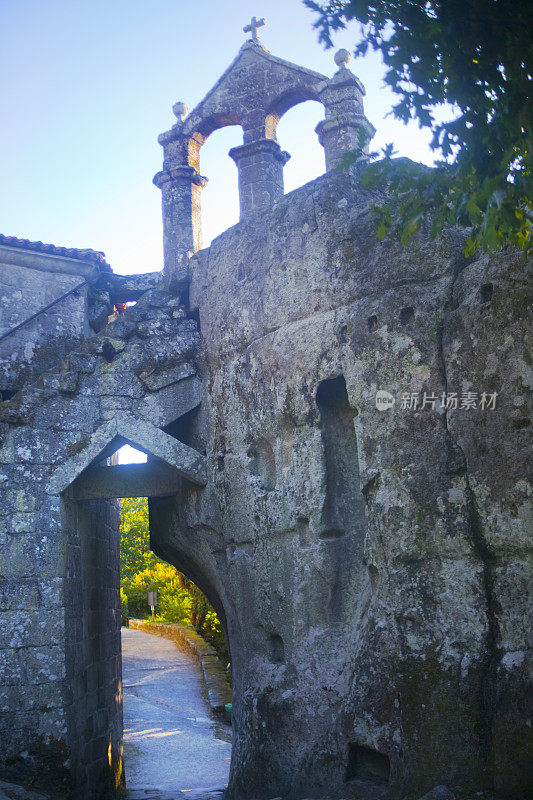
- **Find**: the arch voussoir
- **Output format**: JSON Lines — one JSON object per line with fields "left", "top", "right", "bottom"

{"left": 46, "top": 413, "right": 206, "bottom": 497}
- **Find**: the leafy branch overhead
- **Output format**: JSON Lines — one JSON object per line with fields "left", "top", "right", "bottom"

{"left": 305, "top": 0, "right": 532, "bottom": 253}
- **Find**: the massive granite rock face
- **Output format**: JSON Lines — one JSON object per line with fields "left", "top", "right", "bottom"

{"left": 0, "top": 168, "right": 530, "bottom": 800}
{"left": 150, "top": 169, "right": 531, "bottom": 800}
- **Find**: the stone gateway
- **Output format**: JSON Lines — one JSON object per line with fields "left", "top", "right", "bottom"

{"left": 0, "top": 31, "right": 530, "bottom": 800}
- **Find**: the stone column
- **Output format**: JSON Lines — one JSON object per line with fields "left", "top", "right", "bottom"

{"left": 154, "top": 103, "right": 207, "bottom": 275}
{"left": 316, "top": 49, "right": 376, "bottom": 171}
{"left": 229, "top": 138, "right": 290, "bottom": 218}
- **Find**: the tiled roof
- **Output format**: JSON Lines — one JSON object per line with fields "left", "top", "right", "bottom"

{"left": 0, "top": 234, "right": 111, "bottom": 271}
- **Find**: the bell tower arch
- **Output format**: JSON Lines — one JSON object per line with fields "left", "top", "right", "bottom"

{"left": 154, "top": 21, "right": 375, "bottom": 273}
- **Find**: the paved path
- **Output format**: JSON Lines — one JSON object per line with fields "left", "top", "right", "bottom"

{"left": 122, "top": 628, "right": 231, "bottom": 798}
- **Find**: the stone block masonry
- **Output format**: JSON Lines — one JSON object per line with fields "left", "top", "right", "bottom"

{"left": 0, "top": 276, "right": 205, "bottom": 797}
{"left": 0, "top": 242, "right": 111, "bottom": 395}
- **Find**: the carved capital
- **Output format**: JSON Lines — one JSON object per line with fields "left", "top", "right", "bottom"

{"left": 153, "top": 165, "right": 208, "bottom": 190}
{"left": 229, "top": 138, "right": 291, "bottom": 167}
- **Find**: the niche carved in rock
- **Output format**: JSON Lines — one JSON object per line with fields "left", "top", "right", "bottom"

{"left": 247, "top": 437, "right": 276, "bottom": 493}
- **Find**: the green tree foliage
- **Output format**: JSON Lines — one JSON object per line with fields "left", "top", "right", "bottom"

{"left": 120, "top": 496, "right": 159, "bottom": 581}
{"left": 305, "top": 0, "right": 532, "bottom": 254}
{"left": 122, "top": 561, "right": 191, "bottom": 622}
{"left": 120, "top": 587, "right": 129, "bottom": 625}
{"left": 120, "top": 497, "right": 229, "bottom": 663}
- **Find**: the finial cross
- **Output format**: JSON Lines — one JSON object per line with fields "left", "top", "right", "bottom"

{"left": 243, "top": 15, "right": 265, "bottom": 41}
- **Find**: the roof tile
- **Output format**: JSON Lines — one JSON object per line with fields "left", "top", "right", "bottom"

{"left": 0, "top": 234, "right": 111, "bottom": 271}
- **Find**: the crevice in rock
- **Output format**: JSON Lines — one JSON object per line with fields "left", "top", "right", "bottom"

{"left": 463, "top": 475, "right": 499, "bottom": 777}
{"left": 362, "top": 471, "right": 380, "bottom": 501}
{"left": 435, "top": 256, "right": 499, "bottom": 785}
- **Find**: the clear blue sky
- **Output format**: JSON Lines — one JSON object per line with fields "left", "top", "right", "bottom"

{"left": 0, "top": 0, "right": 441, "bottom": 276}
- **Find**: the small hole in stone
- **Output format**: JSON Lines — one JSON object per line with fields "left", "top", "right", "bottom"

{"left": 269, "top": 633, "right": 285, "bottom": 664}
{"left": 238, "top": 262, "right": 251, "bottom": 281}
{"left": 346, "top": 743, "right": 390, "bottom": 784}
{"left": 101, "top": 340, "right": 116, "bottom": 362}
{"left": 480, "top": 282, "right": 493, "bottom": 303}
{"left": 400, "top": 307, "right": 414, "bottom": 325}
{"left": 368, "top": 564, "right": 379, "bottom": 588}
{"left": 339, "top": 323, "right": 352, "bottom": 344}
{"left": 247, "top": 438, "right": 276, "bottom": 491}
{"left": 367, "top": 315, "right": 378, "bottom": 332}
{"left": 319, "top": 528, "right": 346, "bottom": 540}
{"left": 513, "top": 417, "right": 529, "bottom": 430}
{"left": 297, "top": 516, "right": 312, "bottom": 547}
{"left": 217, "top": 454, "right": 225, "bottom": 471}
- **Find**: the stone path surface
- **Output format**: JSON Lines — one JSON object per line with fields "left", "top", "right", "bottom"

{"left": 122, "top": 628, "right": 231, "bottom": 798}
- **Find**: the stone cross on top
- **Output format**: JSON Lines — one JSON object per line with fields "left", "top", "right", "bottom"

{"left": 243, "top": 16, "right": 265, "bottom": 41}
{"left": 155, "top": 32, "right": 375, "bottom": 273}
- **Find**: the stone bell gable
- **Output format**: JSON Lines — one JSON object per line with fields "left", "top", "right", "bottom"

{"left": 153, "top": 36, "right": 375, "bottom": 273}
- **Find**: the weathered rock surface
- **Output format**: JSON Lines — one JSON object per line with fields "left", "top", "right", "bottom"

{"left": 417, "top": 787, "right": 455, "bottom": 800}
{"left": 0, "top": 781, "right": 50, "bottom": 800}
{"left": 0, "top": 171, "right": 530, "bottom": 800}
{"left": 150, "top": 169, "right": 531, "bottom": 800}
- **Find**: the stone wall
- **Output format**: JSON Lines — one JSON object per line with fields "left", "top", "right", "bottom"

{"left": 0, "top": 246, "right": 110, "bottom": 394}
{"left": 149, "top": 168, "right": 531, "bottom": 799}
{"left": 0, "top": 279, "right": 202, "bottom": 797}
{"left": 63, "top": 495, "right": 123, "bottom": 796}
{"left": 0, "top": 167, "right": 530, "bottom": 800}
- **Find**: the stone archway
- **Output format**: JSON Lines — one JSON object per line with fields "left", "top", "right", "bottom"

{"left": 0, "top": 277, "right": 222, "bottom": 798}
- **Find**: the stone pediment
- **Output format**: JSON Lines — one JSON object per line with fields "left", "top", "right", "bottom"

{"left": 154, "top": 38, "right": 375, "bottom": 269}
{"left": 47, "top": 413, "right": 207, "bottom": 495}
{"left": 178, "top": 41, "right": 328, "bottom": 143}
